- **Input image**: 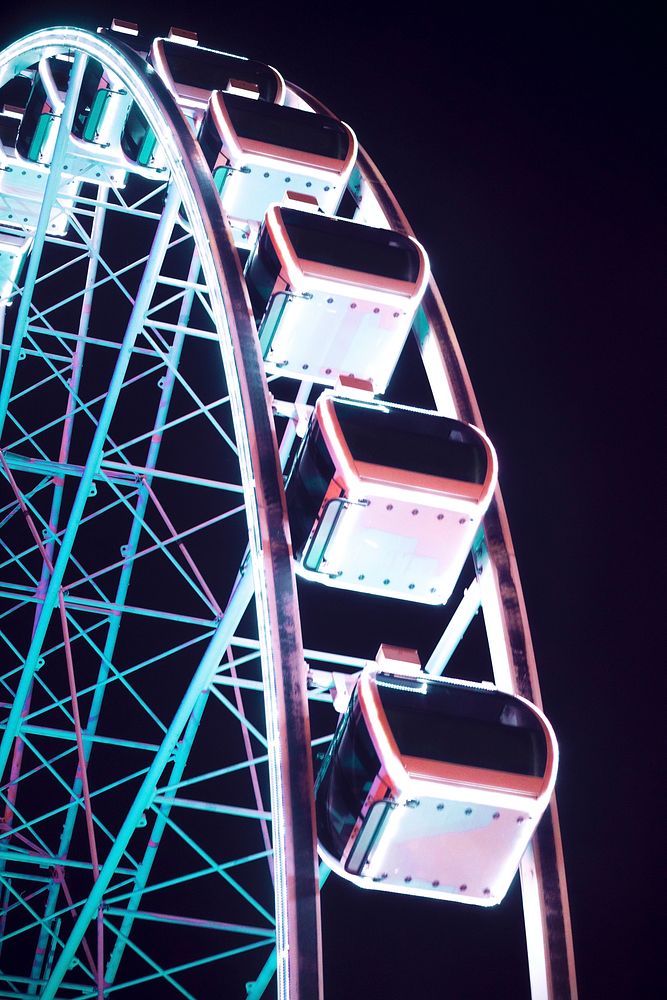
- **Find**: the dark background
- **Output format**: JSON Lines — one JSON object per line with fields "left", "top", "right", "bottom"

{"left": 1, "top": 3, "right": 663, "bottom": 996}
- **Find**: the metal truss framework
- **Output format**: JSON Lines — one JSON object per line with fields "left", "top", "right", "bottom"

{"left": 0, "top": 27, "right": 577, "bottom": 1000}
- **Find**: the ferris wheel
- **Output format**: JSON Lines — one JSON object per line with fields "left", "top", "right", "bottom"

{"left": 0, "top": 23, "right": 577, "bottom": 999}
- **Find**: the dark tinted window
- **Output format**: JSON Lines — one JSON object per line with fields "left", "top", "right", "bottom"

{"left": 315, "top": 692, "right": 381, "bottom": 860}
{"left": 157, "top": 42, "right": 279, "bottom": 102}
{"left": 244, "top": 223, "right": 282, "bottom": 321}
{"left": 376, "top": 675, "right": 547, "bottom": 777}
{"left": 16, "top": 76, "right": 47, "bottom": 159}
{"left": 281, "top": 208, "right": 421, "bottom": 281}
{"left": 198, "top": 108, "right": 223, "bottom": 170}
{"left": 72, "top": 59, "right": 104, "bottom": 139}
{"left": 0, "top": 114, "right": 19, "bottom": 149}
{"left": 120, "top": 103, "right": 152, "bottom": 161}
{"left": 223, "top": 93, "right": 350, "bottom": 159}
{"left": 16, "top": 59, "right": 71, "bottom": 160}
{"left": 49, "top": 58, "right": 71, "bottom": 93}
{"left": 0, "top": 74, "right": 31, "bottom": 113}
{"left": 285, "top": 422, "right": 336, "bottom": 559}
{"left": 334, "top": 399, "right": 488, "bottom": 483}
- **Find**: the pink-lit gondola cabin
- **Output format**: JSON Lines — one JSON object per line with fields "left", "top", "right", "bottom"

{"left": 150, "top": 34, "right": 285, "bottom": 120}
{"left": 285, "top": 393, "right": 497, "bottom": 603}
{"left": 245, "top": 206, "right": 429, "bottom": 391}
{"left": 199, "top": 92, "right": 356, "bottom": 245}
{"left": 315, "top": 668, "right": 558, "bottom": 905}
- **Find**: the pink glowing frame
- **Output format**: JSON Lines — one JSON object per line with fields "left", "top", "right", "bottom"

{"left": 318, "top": 670, "right": 558, "bottom": 906}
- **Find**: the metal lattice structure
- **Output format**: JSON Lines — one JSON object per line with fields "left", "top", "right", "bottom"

{"left": 0, "top": 26, "right": 577, "bottom": 999}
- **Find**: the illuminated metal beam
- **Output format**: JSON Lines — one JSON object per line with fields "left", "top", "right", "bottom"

{"left": 0, "top": 184, "right": 183, "bottom": 780}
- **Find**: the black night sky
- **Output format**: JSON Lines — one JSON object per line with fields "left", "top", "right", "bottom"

{"left": 1, "top": 3, "right": 663, "bottom": 997}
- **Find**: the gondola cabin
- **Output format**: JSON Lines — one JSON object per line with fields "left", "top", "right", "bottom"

{"left": 150, "top": 36, "right": 285, "bottom": 125}
{"left": 285, "top": 394, "right": 497, "bottom": 603}
{"left": 315, "top": 669, "right": 558, "bottom": 905}
{"left": 69, "top": 57, "right": 132, "bottom": 163}
{"left": 7, "top": 54, "right": 128, "bottom": 223}
{"left": 15, "top": 55, "right": 70, "bottom": 165}
{"left": 1, "top": 47, "right": 129, "bottom": 186}
{"left": 70, "top": 57, "right": 118, "bottom": 145}
{"left": 244, "top": 206, "right": 429, "bottom": 390}
{"left": 199, "top": 93, "right": 356, "bottom": 246}
{"left": 45, "top": 56, "right": 133, "bottom": 189}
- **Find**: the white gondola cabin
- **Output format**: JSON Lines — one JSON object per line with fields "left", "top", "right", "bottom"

{"left": 61, "top": 57, "right": 132, "bottom": 188}
{"left": 0, "top": 48, "right": 129, "bottom": 188}
{"left": 315, "top": 669, "right": 558, "bottom": 905}
{"left": 70, "top": 56, "right": 131, "bottom": 159}
{"left": 15, "top": 56, "right": 70, "bottom": 165}
{"left": 150, "top": 37, "right": 285, "bottom": 122}
{"left": 199, "top": 93, "right": 356, "bottom": 246}
{"left": 245, "top": 206, "right": 429, "bottom": 390}
{"left": 285, "top": 393, "right": 497, "bottom": 603}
